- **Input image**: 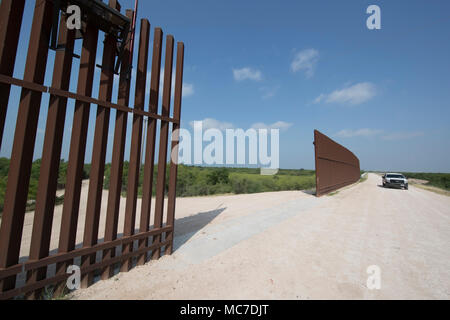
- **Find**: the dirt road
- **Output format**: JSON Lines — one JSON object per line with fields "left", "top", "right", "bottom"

{"left": 66, "top": 173, "right": 449, "bottom": 299}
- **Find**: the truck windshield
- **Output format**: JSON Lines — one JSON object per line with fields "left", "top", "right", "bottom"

{"left": 387, "top": 174, "right": 405, "bottom": 179}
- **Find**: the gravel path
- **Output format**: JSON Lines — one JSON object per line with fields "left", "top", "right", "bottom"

{"left": 56, "top": 173, "right": 450, "bottom": 299}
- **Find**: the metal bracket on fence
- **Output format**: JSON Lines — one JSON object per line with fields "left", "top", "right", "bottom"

{"left": 49, "top": 0, "right": 131, "bottom": 74}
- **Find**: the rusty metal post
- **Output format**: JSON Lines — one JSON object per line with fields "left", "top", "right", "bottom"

{"left": 137, "top": 27, "right": 163, "bottom": 266}
{"left": 165, "top": 42, "right": 184, "bottom": 255}
{"left": 26, "top": 14, "right": 76, "bottom": 300}
{"left": 121, "top": 19, "right": 150, "bottom": 272}
{"left": 81, "top": 0, "right": 120, "bottom": 288}
{"left": 0, "top": 0, "right": 25, "bottom": 150}
{"left": 151, "top": 35, "right": 174, "bottom": 260}
{"left": 55, "top": 22, "right": 99, "bottom": 296}
{"left": 102, "top": 9, "right": 135, "bottom": 280}
{"left": 0, "top": 0, "right": 53, "bottom": 294}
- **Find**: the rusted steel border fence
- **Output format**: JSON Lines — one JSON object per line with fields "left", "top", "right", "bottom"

{"left": 0, "top": 0, "right": 184, "bottom": 299}
{"left": 314, "top": 130, "right": 360, "bottom": 197}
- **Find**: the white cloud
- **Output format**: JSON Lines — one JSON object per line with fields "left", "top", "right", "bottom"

{"left": 291, "top": 48, "right": 319, "bottom": 78}
{"left": 314, "top": 82, "right": 376, "bottom": 106}
{"left": 189, "top": 118, "right": 234, "bottom": 131}
{"left": 259, "top": 85, "right": 280, "bottom": 100}
{"left": 251, "top": 121, "right": 293, "bottom": 132}
{"left": 233, "top": 67, "right": 263, "bottom": 82}
{"left": 335, "top": 128, "right": 383, "bottom": 138}
{"left": 382, "top": 131, "right": 424, "bottom": 141}
{"left": 334, "top": 129, "right": 425, "bottom": 141}
{"left": 313, "top": 93, "right": 326, "bottom": 104}
{"left": 182, "top": 83, "right": 194, "bottom": 97}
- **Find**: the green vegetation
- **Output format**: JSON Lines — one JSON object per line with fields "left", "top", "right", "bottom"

{"left": 0, "top": 158, "right": 91, "bottom": 214}
{"left": 0, "top": 158, "right": 316, "bottom": 215}
{"left": 360, "top": 173, "right": 368, "bottom": 183}
{"left": 401, "top": 172, "right": 450, "bottom": 191}
{"left": 175, "top": 166, "right": 316, "bottom": 197}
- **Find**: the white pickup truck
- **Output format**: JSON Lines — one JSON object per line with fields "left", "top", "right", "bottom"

{"left": 382, "top": 173, "right": 409, "bottom": 190}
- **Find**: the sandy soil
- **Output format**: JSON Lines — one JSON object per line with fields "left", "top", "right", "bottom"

{"left": 67, "top": 173, "right": 450, "bottom": 300}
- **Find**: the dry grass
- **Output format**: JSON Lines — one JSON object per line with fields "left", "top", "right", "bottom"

{"left": 412, "top": 184, "right": 450, "bottom": 197}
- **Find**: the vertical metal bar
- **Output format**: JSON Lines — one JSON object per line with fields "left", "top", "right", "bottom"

{"left": 102, "top": 9, "right": 135, "bottom": 280}
{"left": 81, "top": 0, "right": 119, "bottom": 288}
{"left": 50, "top": 0, "right": 61, "bottom": 50}
{"left": 0, "top": 0, "right": 25, "bottom": 149}
{"left": 26, "top": 14, "right": 76, "bottom": 300}
{"left": 314, "top": 130, "right": 320, "bottom": 197}
{"left": 121, "top": 19, "right": 150, "bottom": 272}
{"left": 0, "top": 0, "right": 53, "bottom": 293}
{"left": 55, "top": 22, "right": 99, "bottom": 295}
{"left": 137, "top": 27, "right": 163, "bottom": 266}
{"left": 165, "top": 42, "right": 184, "bottom": 256}
{"left": 151, "top": 35, "right": 174, "bottom": 260}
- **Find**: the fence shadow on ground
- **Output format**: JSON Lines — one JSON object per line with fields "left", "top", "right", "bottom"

{"left": 301, "top": 189, "right": 317, "bottom": 196}
{"left": 172, "top": 207, "right": 227, "bottom": 252}
{"left": 29, "top": 207, "right": 228, "bottom": 260}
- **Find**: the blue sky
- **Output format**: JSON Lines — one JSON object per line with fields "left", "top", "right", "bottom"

{"left": 1, "top": 0, "right": 450, "bottom": 172}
